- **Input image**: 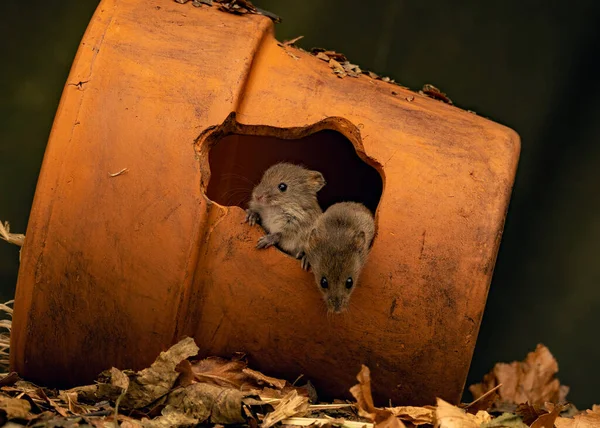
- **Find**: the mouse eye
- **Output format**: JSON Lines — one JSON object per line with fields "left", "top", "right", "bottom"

{"left": 346, "top": 277, "right": 353, "bottom": 289}
{"left": 320, "top": 277, "right": 329, "bottom": 289}
{"left": 278, "top": 182, "right": 287, "bottom": 192}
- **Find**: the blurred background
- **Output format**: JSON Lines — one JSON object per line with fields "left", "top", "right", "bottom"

{"left": 1, "top": 0, "right": 599, "bottom": 407}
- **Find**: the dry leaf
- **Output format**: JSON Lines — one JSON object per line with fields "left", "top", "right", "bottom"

{"left": 166, "top": 383, "right": 246, "bottom": 424}
{"left": 36, "top": 387, "right": 69, "bottom": 417}
{"left": 481, "top": 413, "right": 528, "bottom": 428}
{"left": 262, "top": 390, "right": 309, "bottom": 428}
{"left": 243, "top": 368, "right": 287, "bottom": 390}
{"left": 469, "top": 344, "right": 568, "bottom": 406}
{"left": 349, "top": 365, "right": 405, "bottom": 428}
{"left": 421, "top": 84, "right": 453, "bottom": 104}
{"left": 328, "top": 59, "right": 346, "bottom": 78}
{"left": 462, "top": 384, "right": 501, "bottom": 414}
{"left": 322, "top": 50, "right": 347, "bottom": 62}
{"left": 191, "top": 356, "right": 249, "bottom": 388}
{"left": 141, "top": 404, "right": 198, "bottom": 428}
{"left": 435, "top": 398, "right": 490, "bottom": 428}
{"left": 349, "top": 365, "right": 378, "bottom": 421}
{"left": 315, "top": 52, "right": 330, "bottom": 61}
{"left": 530, "top": 405, "right": 561, "bottom": 428}
{"left": 121, "top": 337, "right": 199, "bottom": 409}
{"left": 0, "top": 373, "right": 19, "bottom": 388}
{"left": 555, "top": 409, "right": 600, "bottom": 428}
{"left": 0, "top": 222, "right": 25, "bottom": 247}
{"left": 515, "top": 402, "right": 547, "bottom": 425}
{"left": 175, "top": 360, "right": 195, "bottom": 388}
{"left": 0, "top": 396, "right": 31, "bottom": 419}
{"left": 385, "top": 406, "right": 434, "bottom": 425}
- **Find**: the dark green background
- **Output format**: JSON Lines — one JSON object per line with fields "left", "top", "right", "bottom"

{"left": 1, "top": 0, "right": 599, "bottom": 407}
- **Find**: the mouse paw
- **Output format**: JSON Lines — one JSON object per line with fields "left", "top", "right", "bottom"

{"left": 300, "top": 255, "right": 310, "bottom": 271}
{"left": 256, "top": 233, "right": 280, "bottom": 249}
{"left": 245, "top": 209, "right": 259, "bottom": 226}
{"left": 295, "top": 250, "right": 305, "bottom": 260}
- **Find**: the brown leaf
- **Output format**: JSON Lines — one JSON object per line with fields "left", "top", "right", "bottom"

{"left": 435, "top": 398, "right": 491, "bottom": 428}
{"left": 243, "top": 368, "right": 287, "bottom": 390}
{"left": 121, "top": 337, "right": 199, "bottom": 409}
{"left": 165, "top": 383, "right": 246, "bottom": 424}
{"left": 462, "top": 384, "right": 501, "bottom": 414}
{"left": 262, "top": 390, "right": 310, "bottom": 428}
{"left": 481, "top": 413, "right": 528, "bottom": 427}
{"left": 68, "top": 382, "right": 124, "bottom": 404}
{"left": 0, "top": 396, "right": 31, "bottom": 419}
{"left": 555, "top": 409, "right": 600, "bottom": 428}
{"left": 385, "top": 406, "right": 434, "bottom": 425}
{"left": 421, "top": 84, "right": 453, "bottom": 105}
{"left": 0, "top": 373, "right": 19, "bottom": 388}
{"left": 323, "top": 50, "right": 347, "bottom": 62}
{"left": 315, "top": 52, "right": 330, "bottom": 61}
{"left": 349, "top": 365, "right": 406, "bottom": 428}
{"left": 36, "top": 387, "right": 69, "bottom": 417}
{"left": 515, "top": 402, "right": 547, "bottom": 425}
{"left": 530, "top": 405, "right": 561, "bottom": 428}
{"left": 141, "top": 404, "right": 198, "bottom": 427}
{"left": 57, "top": 390, "right": 92, "bottom": 415}
{"left": 328, "top": 59, "right": 346, "bottom": 78}
{"left": 191, "top": 356, "right": 251, "bottom": 389}
{"left": 375, "top": 413, "right": 406, "bottom": 428}
{"left": 175, "top": 360, "right": 195, "bottom": 388}
{"left": 349, "top": 365, "right": 377, "bottom": 420}
{"left": 469, "top": 344, "right": 568, "bottom": 406}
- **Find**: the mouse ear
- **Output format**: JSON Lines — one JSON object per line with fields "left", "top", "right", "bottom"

{"left": 352, "top": 230, "right": 366, "bottom": 250}
{"left": 308, "top": 227, "right": 320, "bottom": 249}
{"left": 308, "top": 171, "right": 326, "bottom": 191}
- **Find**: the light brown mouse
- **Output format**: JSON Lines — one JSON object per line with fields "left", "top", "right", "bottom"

{"left": 245, "top": 162, "right": 325, "bottom": 258}
{"left": 302, "top": 202, "right": 375, "bottom": 314}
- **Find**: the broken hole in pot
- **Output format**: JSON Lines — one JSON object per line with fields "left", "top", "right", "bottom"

{"left": 206, "top": 129, "right": 383, "bottom": 214}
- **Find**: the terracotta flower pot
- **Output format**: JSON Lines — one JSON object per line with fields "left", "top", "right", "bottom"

{"left": 10, "top": 0, "right": 520, "bottom": 406}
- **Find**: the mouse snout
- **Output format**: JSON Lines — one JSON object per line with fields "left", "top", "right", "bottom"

{"left": 328, "top": 296, "right": 348, "bottom": 314}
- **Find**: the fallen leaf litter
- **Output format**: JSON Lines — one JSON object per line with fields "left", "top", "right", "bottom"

{"left": 0, "top": 337, "right": 598, "bottom": 428}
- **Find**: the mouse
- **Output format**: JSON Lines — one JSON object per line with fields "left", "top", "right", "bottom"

{"left": 245, "top": 162, "right": 326, "bottom": 258}
{"left": 302, "top": 202, "right": 375, "bottom": 314}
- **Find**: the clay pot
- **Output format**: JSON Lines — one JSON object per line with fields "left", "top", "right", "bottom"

{"left": 10, "top": 0, "right": 520, "bottom": 406}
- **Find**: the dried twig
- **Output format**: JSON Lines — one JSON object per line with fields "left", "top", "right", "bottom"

{"left": 282, "top": 417, "right": 373, "bottom": 428}
{"left": 0, "top": 222, "right": 25, "bottom": 247}
{"left": 108, "top": 168, "right": 129, "bottom": 177}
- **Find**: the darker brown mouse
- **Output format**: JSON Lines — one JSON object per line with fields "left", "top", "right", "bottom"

{"left": 245, "top": 162, "right": 326, "bottom": 258}
{"left": 303, "top": 202, "right": 375, "bottom": 314}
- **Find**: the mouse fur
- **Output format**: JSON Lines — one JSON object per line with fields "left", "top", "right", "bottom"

{"left": 303, "top": 202, "right": 375, "bottom": 314}
{"left": 245, "top": 162, "right": 325, "bottom": 258}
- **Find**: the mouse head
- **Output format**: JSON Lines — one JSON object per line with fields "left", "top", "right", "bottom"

{"left": 307, "top": 227, "right": 367, "bottom": 314}
{"left": 251, "top": 163, "right": 325, "bottom": 208}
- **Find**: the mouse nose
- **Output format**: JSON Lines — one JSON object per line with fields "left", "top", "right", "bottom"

{"left": 257, "top": 194, "right": 264, "bottom": 202}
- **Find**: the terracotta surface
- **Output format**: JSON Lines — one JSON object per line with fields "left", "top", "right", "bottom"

{"left": 10, "top": 0, "right": 520, "bottom": 406}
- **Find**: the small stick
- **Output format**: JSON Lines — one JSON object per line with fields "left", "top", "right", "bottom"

{"left": 281, "top": 417, "right": 372, "bottom": 428}
{"left": 108, "top": 168, "right": 129, "bottom": 177}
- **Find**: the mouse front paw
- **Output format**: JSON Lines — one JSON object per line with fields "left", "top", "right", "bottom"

{"left": 300, "top": 254, "right": 310, "bottom": 271}
{"left": 245, "top": 209, "right": 260, "bottom": 226}
{"left": 256, "top": 233, "right": 280, "bottom": 249}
